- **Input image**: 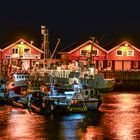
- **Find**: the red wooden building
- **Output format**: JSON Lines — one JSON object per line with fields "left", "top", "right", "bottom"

{"left": 0, "top": 39, "right": 43, "bottom": 74}
{"left": 1, "top": 38, "right": 140, "bottom": 73}
{"left": 107, "top": 41, "right": 140, "bottom": 70}
{"left": 60, "top": 40, "right": 140, "bottom": 71}
{"left": 60, "top": 39, "right": 108, "bottom": 70}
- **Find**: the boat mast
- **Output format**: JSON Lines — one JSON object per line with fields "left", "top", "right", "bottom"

{"left": 89, "top": 37, "right": 95, "bottom": 68}
{"left": 41, "top": 25, "right": 49, "bottom": 68}
{"left": 49, "top": 38, "right": 61, "bottom": 87}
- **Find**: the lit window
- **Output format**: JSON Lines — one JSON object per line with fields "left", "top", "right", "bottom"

{"left": 11, "top": 60, "right": 17, "bottom": 65}
{"left": 91, "top": 50, "right": 98, "bottom": 56}
{"left": 24, "top": 48, "right": 30, "bottom": 54}
{"left": 99, "top": 61, "right": 103, "bottom": 67}
{"left": 107, "top": 61, "right": 112, "bottom": 67}
{"left": 12, "top": 48, "right": 18, "bottom": 54}
{"left": 5, "top": 55, "right": 10, "bottom": 59}
{"left": 32, "top": 61, "right": 36, "bottom": 65}
{"left": 116, "top": 50, "right": 123, "bottom": 56}
{"left": 80, "top": 50, "right": 87, "bottom": 56}
{"left": 127, "top": 50, "right": 134, "bottom": 56}
{"left": 133, "top": 61, "right": 138, "bottom": 68}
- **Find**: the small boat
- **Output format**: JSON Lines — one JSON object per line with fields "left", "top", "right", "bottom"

{"left": 6, "top": 72, "right": 30, "bottom": 94}
{"left": 25, "top": 81, "right": 102, "bottom": 114}
{"left": 66, "top": 89, "right": 102, "bottom": 111}
{"left": 2, "top": 89, "right": 33, "bottom": 109}
{"left": 30, "top": 91, "right": 67, "bottom": 114}
{"left": 42, "top": 87, "right": 102, "bottom": 113}
{"left": 11, "top": 95, "right": 28, "bottom": 108}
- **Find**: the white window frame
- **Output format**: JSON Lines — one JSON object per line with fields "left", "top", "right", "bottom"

{"left": 32, "top": 60, "right": 36, "bottom": 66}
{"left": 116, "top": 50, "right": 123, "bottom": 56}
{"left": 80, "top": 49, "right": 99, "bottom": 56}
{"left": 127, "top": 50, "right": 134, "bottom": 56}
{"left": 99, "top": 61, "right": 103, "bottom": 67}
{"left": 12, "top": 48, "right": 19, "bottom": 54}
{"left": 107, "top": 61, "right": 112, "bottom": 67}
{"left": 24, "top": 48, "right": 31, "bottom": 54}
{"left": 11, "top": 60, "right": 17, "bottom": 66}
{"left": 91, "top": 49, "right": 99, "bottom": 56}
{"left": 5, "top": 55, "right": 11, "bottom": 60}
{"left": 80, "top": 49, "right": 87, "bottom": 56}
{"left": 133, "top": 61, "right": 138, "bottom": 68}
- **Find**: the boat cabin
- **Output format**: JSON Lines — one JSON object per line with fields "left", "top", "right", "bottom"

{"left": 13, "top": 73, "right": 30, "bottom": 82}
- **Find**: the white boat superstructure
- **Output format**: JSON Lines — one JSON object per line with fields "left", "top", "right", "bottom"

{"left": 39, "top": 68, "right": 115, "bottom": 92}
{"left": 13, "top": 73, "right": 30, "bottom": 82}
{"left": 36, "top": 59, "right": 115, "bottom": 92}
{"left": 6, "top": 73, "right": 30, "bottom": 94}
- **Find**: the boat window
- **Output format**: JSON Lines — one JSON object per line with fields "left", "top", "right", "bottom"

{"left": 63, "top": 71, "right": 65, "bottom": 77}
{"left": 11, "top": 83, "right": 15, "bottom": 86}
{"left": 85, "top": 90, "right": 88, "bottom": 96}
{"left": 90, "top": 90, "right": 95, "bottom": 98}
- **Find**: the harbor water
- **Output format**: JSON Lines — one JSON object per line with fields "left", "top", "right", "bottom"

{"left": 0, "top": 92, "right": 140, "bottom": 140}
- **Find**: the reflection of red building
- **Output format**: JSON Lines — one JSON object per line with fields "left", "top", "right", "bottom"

{"left": 0, "top": 39, "right": 43, "bottom": 74}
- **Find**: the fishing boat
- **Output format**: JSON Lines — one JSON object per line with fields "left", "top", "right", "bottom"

{"left": 40, "top": 65, "right": 115, "bottom": 92}
{"left": 30, "top": 91, "right": 67, "bottom": 114}
{"left": 66, "top": 88, "right": 102, "bottom": 112}
{"left": 21, "top": 69, "right": 103, "bottom": 114}
{"left": 38, "top": 82, "right": 102, "bottom": 113}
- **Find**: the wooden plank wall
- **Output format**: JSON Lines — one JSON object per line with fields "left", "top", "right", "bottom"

{"left": 101, "top": 70, "right": 140, "bottom": 91}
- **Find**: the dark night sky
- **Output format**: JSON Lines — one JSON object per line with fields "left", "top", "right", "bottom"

{"left": 1, "top": 0, "right": 140, "bottom": 50}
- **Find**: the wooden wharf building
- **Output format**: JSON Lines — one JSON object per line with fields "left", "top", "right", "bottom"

{"left": 1, "top": 38, "right": 140, "bottom": 90}
{"left": 59, "top": 39, "right": 140, "bottom": 91}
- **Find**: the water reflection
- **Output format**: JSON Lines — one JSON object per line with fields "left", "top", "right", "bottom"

{"left": 110, "top": 93, "right": 140, "bottom": 140}
{"left": 62, "top": 114, "right": 85, "bottom": 140}
{"left": 3, "top": 108, "right": 46, "bottom": 139}
{"left": 0, "top": 92, "right": 140, "bottom": 140}
{"left": 77, "top": 111, "right": 103, "bottom": 140}
{"left": 0, "top": 106, "right": 64, "bottom": 139}
{"left": 79, "top": 92, "right": 140, "bottom": 140}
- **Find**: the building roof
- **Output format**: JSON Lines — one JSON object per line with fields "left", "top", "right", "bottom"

{"left": 108, "top": 40, "right": 140, "bottom": 53}
{"left": 2, "top": 38, "right": 44, "bottom": 53}
{"left": 59, "top": 37, "right": 107, "bottom": 53}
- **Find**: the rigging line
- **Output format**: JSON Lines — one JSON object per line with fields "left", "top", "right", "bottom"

{"left": 99, "top": 33, "right": 106, "bottom": 42}
{"left": 60, "top": 40, "right": 79, "bottom": 52}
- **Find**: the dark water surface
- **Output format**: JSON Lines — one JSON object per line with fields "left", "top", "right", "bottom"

{"left": 0, "top": 92, "right": 140, "bottom": 140}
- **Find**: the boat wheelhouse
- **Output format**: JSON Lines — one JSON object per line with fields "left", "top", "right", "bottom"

{"left": 13, "top": 73, "right": 30, "bottom": 82}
